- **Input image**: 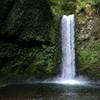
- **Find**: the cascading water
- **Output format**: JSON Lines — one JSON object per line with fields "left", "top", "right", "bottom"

{"left": 43, "top": 14, "right": 88, "bottom": 85}
{"left": 61, "top": 14, "right": 75, "bottom": 80}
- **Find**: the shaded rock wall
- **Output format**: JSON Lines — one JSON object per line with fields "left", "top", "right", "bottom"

{"left": 76, "top": 1, "right": 100, "bottom": 79}
{"left": 0, "top": 0, "right": 56, "bottom": 79}
{"left": 0, "top": 0, "right": 99, "bottom": 80}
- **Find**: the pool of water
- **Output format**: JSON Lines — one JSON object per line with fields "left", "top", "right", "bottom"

{"left": 0, "top": 82, "right": 100, "bottom": 100}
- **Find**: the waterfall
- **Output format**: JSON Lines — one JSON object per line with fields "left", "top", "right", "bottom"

{"left": 44, "top": 14, "right": 88, "bottom": 85}
{"left": 60, "top": 14, "right": 75, "bottom": 80}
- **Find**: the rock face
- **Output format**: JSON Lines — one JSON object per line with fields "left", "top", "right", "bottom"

{"left": 0, "top": 0, "right": 100, "bottom": 80}
{"left": 0, "top": 0, "right": 56, "bottom": 79}
{"left": 0, "top": 0, "right": 76, "bottom": 79}
{"left": 0, "top": 0, "right": 52, "bottom": 41}
{"left": 76, "top": 2, "right": 100, "bottom": 79}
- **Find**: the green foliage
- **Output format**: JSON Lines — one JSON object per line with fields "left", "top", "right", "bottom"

{"left": 76, "top": 0, "right": 100, "bottom": 79}
{"left": 77, "top": 41, "right": 100, "bottom": 78}
{"left": 76, "top": 0, "right": 100, "bottom": 13}
{"left": 26, "top": 46, "right": 56, "bottom": 78}
{"left": 77, "top": 40, "right": 100, "bottom": 69}
{"left": 0, "top": 42, "right": 17, "bottom": 57}
{"left": 0, "top": 0, "right": 99, "bottom": 80}
{"left": 50, "top": 0, "right": 64, "bottom": 15}
{"left": 0, "top": 0, "right": 54, "bottom": 79}
{"left": 50, "top": 0, "right": 76, "bottom": 15}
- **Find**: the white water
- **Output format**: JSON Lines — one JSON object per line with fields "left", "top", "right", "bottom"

{"left": 42, "top": 14, "right": 89, "bottom": 85}
{"left": 51, "top": 14, "right": 87, "bottom": 85}
{"left": 26, "top": 14, "right": 90, "bottom": 85}
{"left": 60, "top": 14, "right": 75, "bottom": 79}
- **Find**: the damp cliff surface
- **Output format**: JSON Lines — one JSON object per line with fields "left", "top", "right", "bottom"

{"left": 0, "top": 0, "right": 57, "bottom": 79}
{"left": 0, "top": 0, "right": 76, "bottom": 80}
{"left": 76, "top": 0, "right": 100, "bottom": 80}
{"left": 0, "top": 0, "right": 100, "bottom": 80}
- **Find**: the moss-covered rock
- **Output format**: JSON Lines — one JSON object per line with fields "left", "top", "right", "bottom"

{"left": 0, "top": 0, "right": 76, "bottom": 79}
{"left": 0, "top": 0, "right": 53, "bottom": 42}
{"left": 76, "top": 0, "right": 100, "bottom": 79}
{"left": 0, "top": 0, "right": 56, "bottom": 79}
{"left": 0, "top": 0, "right": 15, "bottom": 27}
{"left": 0, "top": 0, "right": 99, "bottom": 80}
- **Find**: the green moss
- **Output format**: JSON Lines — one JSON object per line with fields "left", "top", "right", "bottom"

{"left": 76, "top": 0, "right": 100, "bottom": 13}
{"left": 0, "top": 42, "right": 18, "bottom": 58}
{"left": 77, "top": 41, "right": 100, "bottom": 69}
{"left": 76, "top": 0, "right": 100, "bottom": 79}
{"left": 50, "top": 0, "right": 76, "bottom": 16}
{"left": 1, "top": 0, "right": 99, "bottom": 80}
{"left": 26, "top": 46, "right": 56, "bottom": 78}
